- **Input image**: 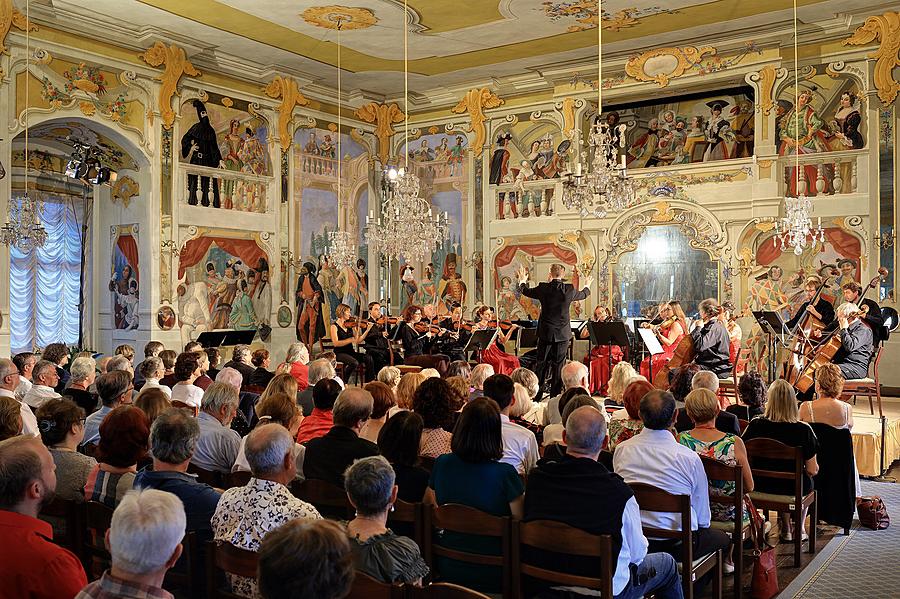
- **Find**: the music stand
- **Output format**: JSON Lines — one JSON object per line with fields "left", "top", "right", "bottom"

{"left": 223, "top": 330, "right": 257, "bottom": 346}
{"left": 516, "top": 327, "right": 539, "bottom": 355}
{"left": 464, "top": 328, "right": 498, "bottom": 362}
{"left": 753, "top": 310, "right": 786, "bottom": 382}
{"left": 589, "top": 321, "right": 631, "bottom": 392}
{"left": 196, "top": 331, "right": 228, "bottom": 348}
{"left": 637, "top": 328, "right": 664, "bottom": 383}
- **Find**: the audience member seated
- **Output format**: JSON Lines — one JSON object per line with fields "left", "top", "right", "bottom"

{"left": 84, "top": 406, "right": 149, "bottom": 507}
{"left": 96, "top": 357, "right": 112, "bottom": 376}
{"left": 83, "top": 371, "right": 134, "bottom": 446}
{"left": 525, "top": 405, "right": 685, "bottom": 599}
{"left": 13, "top": 352, "right": 36, "bottom": 401}
{"left": 224, "top": 344, "right": 256, "bottom": 383}
{"left": 169, "top": 352, "right": 204, "bottom": 413}
{"left": 134, "top": 340, "right": 165, "bottom": 390}
{"left": 378, "top": 411, "right": 429, "bottom": 502}
{"left": 444, "top": 376, "right": 469, "bottom": 415}
{"left": 509, "top": 382, "right": 544, "bottom": 444}
{"left": 183, "top": 341, "right": 202, "bottom": 354}
{"left": 541, "top": 386, "right": 591, "bottom": 447}
{"left": 393, "top": 372, "right": 426, "bottom": 416}
{"left": 425, "top": 397, "right": 524, "bottom": 593}
{"left": 414, "top": 377, "right": 455, "bottom": 458}
{"left": 542, "top": 394, "right": 600, "bottom": 461}
{"left": 674, "top": 370, "right": 740, "bottom": 434}
{"left": 24, "top": 360, "right": 62, "bottom": 409}
{"left": 799, "top": 363, "right": 852, "bottom": 430}
{"left": 728, "top": 371, "right": 766, "bottom": 422}
{"left": 138, "top": 357, "right": 171, "bottom": 399}
{"left": 63, "top": 357, "right": 98, "bottom": 414}
{"left": 75, "top": 488, "right": 185, "bottom": 599}
{"left": 743, "top": 379, "right": 819, "bottom": 542}
{"left": 205, "top": 347, "right": 222, "bottom": 381}
{"left": 446, "top": 360, "right": 472, "bottom": 381}
{"left": 133, "top": 408, "right": 221, "bottom": 542}
{"left": 1, "top": 358, "right": 37, "bottom": 437}
{"left": 158, "top": 350, "right": 178, "bottom": 388}
{"left": 296, "top": 379, "right": 341, "bottom": 444}
{"left": 299, "top": 358, "right": 335, "bottom": 416}
{"left": 614, "top": 389, "right": 730, "bottom": 566}
{"left": 0, "top": 436, "right": 88, "bottom": 598}
{"left": 35, "top": 399, "right": 95, "bottom": 502}
{"left": 608, "top": 379, "right": 654, "bottom": 451}
{"left": 42, "top": 343, "right": 71, "bottom": 394}
{"left": 468, "top": 363, "right": 494, "bottom": 402}
{"left": 678, "top": 388, "right": 754, "bottom": 571}
{"left": 360, "top": 381, "right": 396, "bottom": 443}
{"left": 193, "top": 351, "right": 215, "bottom": 391}
{"left": 544, "top": 362, "right": 590, "bottom": 426}
{"left": 248, "top": 348, "right": 275, "bottom": 389}
{"left": 281, "top": 343, "right": 310, "bottom": 391}
{"left": 215, "top": 367, "right": 243, "bottom": 392}
{"left": 259, "top": 373, "right": 299, "bottom": 419}
{"left": 345, "top": 456, "right": 429, "bottom": 585}
{"left": 257, "top": 519, "right": 354, "bottom": 599}
{"left": 669, "top": 363, "right": 701, "bottom": 406}
{"left": 377, "top": 366, "right": 401, "bottom": 395}
{"left": 314, "top": 351, "right": 346, "bottom": 388}
{"left": 303, "top": 388, "right": 379, "bottom": 486}
{"left": 0, "top": 396, "right": 21, "bottom": 441}
{"left": 114, "top": 344, "right": 135, "bottom": 366}
{"left": 692, "top": 370, "right": 727, "bottom": 408}
{"left": 607, "top": 361, "right": 638, "bottom": 407}
{"left": 483, "top": 374, "right": 540, "bottom": 475}
{"left": 106, "top": 355, "right": 135, "bottom": 377}
{"left": 511, "top": 367, "right": 540, "bottom": 400}
{"left": 233, "top": 392, "right": 306, "bottom": 478}
{"left": 214, "top": 425, "right": 321, "bottom": 597}
{"left": 192, "top": 382, "right": 241, "bottom": 474}
{"left": 134, "top": 387, "right": 170, "bottom": 425}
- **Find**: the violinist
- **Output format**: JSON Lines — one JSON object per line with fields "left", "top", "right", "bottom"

{"left": 435, "top": 302, "right": 469, "bottom": 362}
{"left": 639, "top": 301, "right": 687, "bottom": 380}
{"left": 720, "top": 301, "right": 744, "bottom": 366}
{"left": 396, "top": 304, "right": 450, "bottom": 373}
{"left": 786, "top": 276, "right": 835, "bottom": 331}
{"left": 331, "top": 303, "right": 376, "bottom": 383}
{"left": 580, "top": 305, "right": 624, "bottom": 395}
{"left": 690, "top": 298, "right": 732, "bottom": 378}
{"left": 363, "top": 301, "right": 393, "bottom": 373}
{"left": 472, "top": 305, "right": 520, "bottom": 375}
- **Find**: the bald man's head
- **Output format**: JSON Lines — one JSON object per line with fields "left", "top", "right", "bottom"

{"left": 639, "top": 389, "right": 676, "bottom": 430}
{"left": 245, "top": 425, "right": 294, "bottom": 479}
{"left": 564, "top": 406, "right": 607, "bottom": 456}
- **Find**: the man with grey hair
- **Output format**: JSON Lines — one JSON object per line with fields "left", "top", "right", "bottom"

{"left": 0, "top": 358, "right": 37, "bottom": 436}
{"left": 214, "top": 367, "right": 243, "bottom": 392}
{"left": 0, "top": 436, "right": 88, "bottom": 598}
{"left": 303, "top": 387, "right": 379, "bottom": 486}
{"left": 224, "top": 344, "right": 255, "bottom": 382}
{"left": 75, "top": 489, "right": 185, "bottom": 598}
{"left": 543, "top": 360, "right": 590, "bottom": 426}
{"left": 106, "top": 355, "right": 135, "bottom": 376}
{"left": 298, "top": 358, "right": 335, "bottom": 416}
{"left": 672, "top": 370, "right": 740, "bottom": 434}
{"left": 192, "top": 382, "right": 241, "bottom": 474}
{"left": 82, "top": 370, "right": 134, "bottom": 446}
{"left": 524, "top": 406, "right": 683, "bottom": 599}
{"left": 212, "top": 426, "right": 320, "bottom": 598}
{"left": 23, "top": 360, "right": 62, "bottom": 409}
{"left": 63, "top": 356, "right": 98, "bottom": 415}
{"left": 831, "top": 301, "right": 874, "bottom": 380}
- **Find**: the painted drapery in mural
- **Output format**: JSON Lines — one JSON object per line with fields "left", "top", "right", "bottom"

{"left": 492, "top": 244, "right": 579, "bottom": 320}
{"left": 111, "top": 229, "right": 139, "bottom": 330}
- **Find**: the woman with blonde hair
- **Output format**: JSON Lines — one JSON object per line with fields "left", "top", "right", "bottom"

{"left": 377, "top": 366, "right": 402, "bottom": 392}
{"left": 469, "top": 363, "right": 494, "bottom": 401}
{"left": 639, "top": 301, "right": 687, "bottom": 380}
{"left": 607, "top": 361, "right": 637, "bottom": 406}
{"left": 510, "top": 382, "right": 544, "bottom": 443}
{"left": 134, "top": 387, "right": 171, "bottom": 425}
{"left": 232, "top": 392, "right": 305, "bottom": 477}
{"left": 394, "top": 372, "right": 426, "bottom": 412}
{"left": 510, "top": 367, "right": 539, "bottom": 400}
{"left": 260, "top": 373, "right": 299, "bottom": 404}
{"left": 0, "top": 395, "right": 22, "bottom": 441}
{"left": 799, "top": 363, "right": 852, "bottom": 430}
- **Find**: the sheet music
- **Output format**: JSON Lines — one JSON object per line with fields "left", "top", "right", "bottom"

{"left": 637, "top": 327, "right": 664, "bottom": 356}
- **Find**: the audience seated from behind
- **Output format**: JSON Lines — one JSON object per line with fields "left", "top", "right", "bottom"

{"left": 42, "top": 343, "right": 71, "bottom": 394}
{"left": 138, "top": 357, "right": 171, "bottom": 399}
{"left": 63, "top": 357, "right": 98, "bottom": 415}
{"left": 303, "top": 387, "right": 379, "bottom": 487}
{"left": 414, "top": 377, "right": 456, "bottom": 458}
{"left": 544, "top": 362, "right": 590, "bottom": 426}
{"left": 483, "top": 374, "right": 540, "bottom": 475}
{"left": 508, "top": 382, "right": 545, "bottom": 444}
{"left": 133, "top": 387, "right": 171, "bottom": 426}
{"left": 205, "top": 347, "right": 222, "bottom": 381}
{"left": 233, "top": 392, "right": 306, "bottom": 478}
{"left": 192, "top": 382, "right": 242, "bottom": 474}
{"left": 742, "top": 379, "right": 819, "bottom": 542}
{"left": 259, "top": 373, "right": 299, "bottom": 418}
{"left": 296, "top": 379, "right": 342, "bottom": 444}
{"left": 359, "top": 381, "right": 396, "bottom": 443}
{"left": 281, "top": 343, "right": 310, "bottom": 391}
{"left": 299, "top": 358, "right": 336, "bottom": 417}
{"left": 468, "top": 363, "right": 494, "bottom": 402}
{"left": 0, "top": 436, "right": 88, "bottom": 599}
{"left": 673, "top": 369, "right": 740, "bottom": 434}
{"left": 542, "top": 386, "right": 593, "bottom": 448}
{"left": 257, "top": 519, "right": 355, "bottom": 599}
{"left": 24, "top": 360, "right": 62, "bottom": 410}
{"left": 314, "top": 351, "right": 345, "bottom": 389}
{"left": 393, "top": 371, "right": 426, "bottom": 416}
{"left": 193, "top": 350, "right": 214, "bottom": 391}
{"left": 376, "top": 366, "right": 401, "bottom": 395}
{"left": 378, "top": 411, "right": 429, "bottom": 503}
{"left": 74, "top": 489, "right": 185, "bottom": 599}
{"left": 82, "top": 371, "right": 134, "bottom": 446}
{"left": 158, "top": 350, "right": 179, "bottom": 388}
{"left": 84, "top": 405, "right": 149, "bottom": 507}
{"left": 443, "top": 376, "right": 469, "bottom": 417}
{"left": 608, "top": 379, "right": 654, "bottom": 451}
{"left": 607, "top": 361, "right": 638, "bottom": 407}
{"left": 133, "top": 340, "right": 164, "bottom": 391}
{"left": 798, "top": 363, "right": 852, "bottom": 430}
{"left": 613, "top": 389, "right": 730, "bottom": 568}
{"left": 345, "top": 456, "right": 429, "bottom": 585}
{"left": 446, "top": 360, "right": 471, "bottom": 381}
{"left": 13, "top": 352, "right": 36, "bottom": 401}
{"left": 425, "top": 397, "right": 524, "bottom": 594}
{"left": 510, "top": 366, "right": 540, "bottom": 401}
{"left": 223, "top": 344, "right": 256, "bottom": 383}
{"left": 107, "top": 355, "right": 135, "bottom": 377}
{"left": 213, "top": 425, "right": 321, "bottom": 597}
{"left": 525, "top": 405, "right": 685, "bottom": 599}
{"left": 35, "top": 399, "right": 96, "bottom": 502}
{"left": 248, "top": 348, "right": 275, "bottom": 389}
{"left": 1, "top": 357, "right": 38, "bottom": 436}
{"left": 541, "top": 394, "right": 600, "bottom": 461}
{"left": 0, "top": 396, "right": 22, "bottom": 441}
{"left": 169, "top": 352, "right": 205, "bottom": 414}
{"left": 727, "top": 370, "right": 766, "bottom": 422}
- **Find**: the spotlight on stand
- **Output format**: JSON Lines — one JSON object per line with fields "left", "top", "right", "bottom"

{"left": 64, "top": 139, "right": 117, "bottom": 186}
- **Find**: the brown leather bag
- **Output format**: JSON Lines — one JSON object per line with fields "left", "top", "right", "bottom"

{"left": 857, "top": 496, "right": 890, "bottom": 530}
{"left": 747, "top": 497, "right": 779, "bottom": 599}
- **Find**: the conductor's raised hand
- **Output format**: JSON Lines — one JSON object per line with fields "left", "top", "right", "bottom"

{"left": 583, "top": 276, "right": 594, "bottom": 289}
{"left": 516, "top": 265, "right": 529, "bottom": 284}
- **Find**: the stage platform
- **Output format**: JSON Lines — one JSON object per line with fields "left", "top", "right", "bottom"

{"left": 851, "top": 398, "right": 900, "bottom": 477}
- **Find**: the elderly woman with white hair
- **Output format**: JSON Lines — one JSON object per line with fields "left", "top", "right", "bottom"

{"left": 279, "top": 342, "right": 311, "bottom": 391}
{"left": 509, "top": 382, "right": 545, "bottom": 444}
{"left": 345, "top": 456, "right": 429, "bottom": 585}
{"left": 468, "top": 363, "right": 494, "bottom": 401}
{"left": 139, "top": 357, "right": 171, "bottom": 399}
{"left": 64, "top": 356, "right": 98, "bottom": 414}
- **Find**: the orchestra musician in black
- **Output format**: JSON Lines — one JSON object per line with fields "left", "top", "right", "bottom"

{"left": 690, "top": 298, "right": 732, "bottom": 378}
{"left": 363, "top": 301, "right": 394, "bottom": 373}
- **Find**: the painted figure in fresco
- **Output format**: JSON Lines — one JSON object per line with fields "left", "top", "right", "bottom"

{"left": 417, "top": 263, "right": 438, "bottom": 306}
{"left": 489, "top": 133, "right": 512, "bottom": 185}
{"left": 401, "top": 264, "right": 418, "bottom": 310}
{"left": 239, "top": 127, "right": 267, "bottom": 211}
{"left": 317, "top": 254, "right": 343, "bottom": 323}
{"left": 532, "top": 134, "right": 559, "bottom": 178}
{"left": 113, "top": 279, "right": 140, "bottom": 331}
{"left": 342, "top": 260, "right": 366, "bottom": 315}
{"left": 434, "top": 137, "right": 450, "bottom": 161}
{"left": 498, "top": 275, "right": 524, "bottom": 321}
{"left": 774, "top": 99, "right": 793, "bottom": 145}
{"left": 249, "top": 258, "right": 271, "bottom": 326}
{"left": 831, "top": 91, "right": 864, "bottom": 149}
{"left": 448, "top": 135, "right": 466, "bottom": 176}
{"left": 438, "top": 253, "right": 467, "bottom": 312}
{"left": 296, "top": 261, "right": 326, "bottom": 348}
{"left": 220, "top": 118, "right": 244, "bottom": 209}
{"left": 414, "top": 139, "right": 434, "bottom": 162}
{"left": 627, "top": 118, "right": 660, "bottom": 168}
{"left": 181, "top": 99, "right": 224, "bottom": 207}
{"left": 749, "top": 265, "right": 790, "bottom": 315}
{"left": 730, "top": 100, "right": 755, "bottom": 158}
{"left": 319, "top": 135, "right": 336, "bottom": 159}
{"left": 109, "top": 264, "right": 134, "bottom": 330}
{"left": 304, "top": 131, "right": 319, "bottom": 155}
{"left": 779, "top": 87, "right": 828, "bottom": 196}
{"left": 229, "top": 279, "right": 257, "bottom": 330}
{"left": 837, "top": 258, "right": 858, "bottom": 288}
{"left": 681, "top": 115, "right": 706, "bottom": 163}
{"left": 703, "top": 100, "right": 732, "bottom": 162}
{"left": 658, "top": 109, "right": 678, "bottom": 132}
{"left": 211, "top": 262, "right": 240, "bottom": 329}
{"left": 178, "top": 278, "right": 211, "bottom": 346}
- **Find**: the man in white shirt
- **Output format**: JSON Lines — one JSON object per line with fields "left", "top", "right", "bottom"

{"left": 543, "top": 361, "right": 590, "bottom": 426}
{"left": 0, "top": 358, "right": 38, "bottom": 436}
{"left": 483, "top": 374, "right": 539, "bottom": 475}
{"left": 12, "top": 352, "right": 35, "bottom": 401}
{"left": 192, "top": 382, "right": 241, "bottom": 474}
{"left": 613, "top": 389, "right": 730, "bottom": 563}
{"left": 23, "top": 360, "right": 62, "bottom": 409}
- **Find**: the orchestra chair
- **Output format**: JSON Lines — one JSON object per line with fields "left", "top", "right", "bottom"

{"left": 718, "top": 346, "right": 752, "bottom": 406}
{"left": 205, "top": 540, "right": 258, "bottom": 599}
{"left": 290, "top": 478, "right": 354, "bottom": 520}
{"left": 387, "top": 499, "right": 426, "bottom": 552}
{"left": 424, "top": 503, "right": 512, "bottom": 598}
{"left": 629, "top": 483, "right": 723, "bottom": 599}
{"left": 511, "top": 519, "right": 614, "bottom": 599}
{"left": 346, "top": 572, "right": 406, "bottom": 599}
{"left": 81, "top": 500, "right": 114, "bottom": 577}
{"left": 39, "top": 496, "right": 83, "bottom": 552}
{"left": 162, "top": 531, "right": 199, "bottom": 597}
{"left": 744, "top": 438, "right": 817, "bottom": 567}
{"left": 79, "top": 442, "right": 98, "bottom": 458}
{"left": 408, "top": 582, "right": 493, "bottom": 599}
{"left": 700, "top": 456, "right": 748, "bottom": 599}
{"left": 842, "top": 346, "right": 883, "bottom": 418}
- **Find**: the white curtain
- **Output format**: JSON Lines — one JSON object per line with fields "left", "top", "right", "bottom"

{"left": 10, "top": 198, "right": 83, "bottom": 353}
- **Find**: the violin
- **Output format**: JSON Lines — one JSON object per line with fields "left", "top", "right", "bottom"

{"left": 642, "top": 316, "right": 676, "bottom": 332}
{"left": 373, "top": 315, "right": 401, "bottom": 327}
{"left": 486, "top": 319, "right": 517, "bottom": 331}
{"left": 413, "top": 321, "right": 448, "bottom": 335}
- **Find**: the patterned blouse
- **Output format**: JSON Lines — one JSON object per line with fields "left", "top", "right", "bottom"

{"left": 607, "top": 417, "right": 644, "bottom": 451}
{"left": 677, "top": 431, "right": 749, "bottom": 523}
{"left": 212, "top": 478, "right": 322, "bottom": 598}
{"left": 420, "top": 428, "right": 453, "bottom": 458}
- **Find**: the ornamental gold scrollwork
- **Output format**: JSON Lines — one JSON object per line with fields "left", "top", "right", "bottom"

{"left": 624, "top": 46, "right": 716, "bottom": 88}
{"left": 263, "top": 76, "right": 310, "bottom": 152}
{"left": 843, "top": 11, "right": 900, "bottom": 105}
{"left": 354, "top": 102, "right": 405, "bottom": 165}
{"left": 0, "top": 0, "right": 36, "bottom": 56}
{"left": 112, "top": 176, "right": 140, "bottom": 208}
{"left": 451, "top": 88, "right": 504, "bottom": 158}
{"left": 139, "top": 42, "right": 201, "bottom": 129}
{"left": 301, "top": 6, "right": 378, "bottom": 30}
{"left": 747, "top": 65, "right": 786, "bottom": 116}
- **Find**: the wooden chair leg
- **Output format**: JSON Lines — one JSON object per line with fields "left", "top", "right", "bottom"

{"left": 734, "top": 530, "right": 743, "bottom": 599}
{"left": 794, "top": 506, "right": 802, "bottom": 567}
{"left": 808, "top": 495, "right": 817, "bottom": 555}
{"left": 713, "top": 549, "right": 723, "bottom": 599}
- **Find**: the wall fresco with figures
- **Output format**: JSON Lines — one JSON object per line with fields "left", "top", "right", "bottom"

{"left": 110, "top": 226, "right": 139, "bottom": 330}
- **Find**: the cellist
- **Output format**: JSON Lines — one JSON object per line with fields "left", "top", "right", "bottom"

{"left": 690, "top": 298, "right": 732, "bottom": 378}
{"left": 829, "top": 302, "right": 874, "bottom": 380}
{"left": 786, "top": 276, "right": 835, "bottom": 330}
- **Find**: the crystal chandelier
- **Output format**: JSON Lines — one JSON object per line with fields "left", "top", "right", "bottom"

{"left": 1, "top": 0, "right": 47, "bottom": 252}
{"left": 327, "top": 229, "right": 356, "bottom": 269}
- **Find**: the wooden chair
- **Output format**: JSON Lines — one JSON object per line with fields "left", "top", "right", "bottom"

{"left": 417, "top": 455, "right": 436, "bottom": 473}
{"left": 629, "top": 483, "right": 723, "bottom": 599}
{"left": 511, "top": 519, "right": 614, "bottom": 599}
{"left": 408, "top": 582, "right": 493, "bottom": 598}
{"left": 290, "top": 478, "right": 354, "bottom": 520}
{"left": 205, "top": 540, "right": 259, "bottom": 599}
{"left": 82, "top": 501, "right": 114, "bottom": 577}
{"left": 242, "top": 384, "right": 266, "bottom": 395}
{"left": 842, "top": 346, "right": 883, "bottom": 417}
{"left": 162, "top": 531, "right": 198, "bottom": 597}
{"left": 387, "top": 499, "right": 425, "bottom": 551}
{"left": 226, "top": 470, "right": 252, "bottom": 488}
{"left": 700, "top": 456, "right": 748, "bottom": 599}
{"left": 424, "top": 503, "right": 512, "bottom": 598}
{"left": 39, "top": 497, "right": 83, "bottom": 552}
{"left": 738, "top": 419, "right": 750, "bottom": 434}
{"left": 79, "top": 442, "right": 98, "bottom": 458}
{"left": 346, "top": 571, "right": 405, "bottom": 599}
{"left": 397, "top": 365, "right": 423, "bottom": 375}
{"left": 719, "top": 346, "right": 752, "bottom": 405}
{"left": 744, "top": 438, "right": 817, "bottom": 567}
{"left": 188, "top": 462, "right": 224, "bottom": 488}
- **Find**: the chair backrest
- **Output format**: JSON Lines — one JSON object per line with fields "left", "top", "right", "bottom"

{"left": 734, "top": 346, "right": 752, "bottom": 378}
{"left": 700, "top": 455, "right": 744, "bottom": 539}
{"left": 346, "top": 571, "right": 405, "bottom": 599}
{"left": 187, "top": 462, "right": 224, "bottom": 488}
{"left": 628, "top": 483, "right": 694, "bottom": 570}
{"left": 871, "top": 346, "right": 883, "bottom": 379}
{"left": 387, "top": 499, "right": 425, "bottom": 550}
{"left": 738, "top": 418, "right": 750, "bottom": 434}
{"left": 162, "top": 531, "right": 198, "bottom": 596}
{"left": 39, "top": 497, "right": 83, "bottom": 551}
{"left": 408, "top": 582, "right": 493, "bottom": 599}
{"left": 744, "top": 437, "right": 804, "bottom": 501}
{"left": 83, "top": 500, "right": 114, "bottom": 575}
{"left": 512, "top": 519, "right": 614, "bottom": 598}
{"left": 417, "top": 455, "right": 436, "bottom": 472}
{"left": 226, "top": 470, "right": 252, "bottom": 489}
{"left": 290, "top": 478, "right": 354, "bottom": 519}
{"left": 79, "top": 442, "right": 98, "bottom": 458}
{"left": 206, "top": 540, "right": 259, "bottom": 599}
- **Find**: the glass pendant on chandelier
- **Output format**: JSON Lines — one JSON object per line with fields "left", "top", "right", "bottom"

{"left": 776, "top": 0, "right": 824, "bottom": 256}
{"left": 1, "top": 0, "right": 47, "bottom": 252}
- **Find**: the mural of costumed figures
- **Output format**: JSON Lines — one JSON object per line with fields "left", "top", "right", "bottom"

{"left": 497, "top": 276, "right": 525, "bottom": 320}
{"left": 342, "top": 258, "right": 368, "bottom": 315}
{"left": 209, "top": 260, "right": 242, "bottom": 330}
{"left": 177, "top": 277, "right": 211, "bottom": 346}
{"left": 703, "top": 100, "right": 733, "bottom": 162}
{"left": 181, "top": 100, "right": 224, "bottom": 207}
{"left": 229, "top": 279, "right": 257, "bottom": 330}
{"left": 438, "top": 253, "right": 467, "bottom": 313}
{"left": 417, "top": 263, "right": 439, "bottom": 306}
{"left": 296, "top": 261, "right": 326, "bottom": 348}
{"left": 248, "top": 257, "right": 272, "bottom": 326}
{"left": 318, "top": 254, "right": 345, "bottom": 323}
{"left": 779, "top": 87, "right": 829, "bottom": 196}
{"left": 110, "top": 232, "right": 139, "bottom": 330}
{"left": 400, "top": 264, "right": 418, "bottom": 311}
{"left": 219, "top": 118, "right": 243, "bottom": 209}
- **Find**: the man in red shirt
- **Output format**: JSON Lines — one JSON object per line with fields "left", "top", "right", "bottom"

{"left": 0, "top": 436, "right": 88, "bottom": 598}
{"left": 295, "top": 379, "right": 341, "bottom": 444}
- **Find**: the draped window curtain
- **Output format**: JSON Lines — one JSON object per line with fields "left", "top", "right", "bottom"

{"left": 10, "top": 197, "right": 83, "bottom": 353}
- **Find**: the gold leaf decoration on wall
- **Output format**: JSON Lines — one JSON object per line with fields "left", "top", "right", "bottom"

{"left": 355, "top": 102, "right": 405, "bottom": 165}
{"left": 112, "top": 175, "right": 140, "bottom": 208}
{"left": 0, "top": 0, "right": 36, "bottom": 56}
{"left": 138, "top": 42, "right": 201, "bottom": 129}
{"left": 451, "top": 88, "right": 504, "bottom": 158}
{"left": 301, "top": 5, "right": 378, "bottom": 30}
{"left": 843, "top": 11, "right": 900, "bottom": 105}
{"left": 624, "top": 46, "right": 716, "bottom": 87}
{"left": 263, "top": 75, "right": 310, "bottom": 152}
{"left": 748, "top": 65, "right": 783, "bottom": 116}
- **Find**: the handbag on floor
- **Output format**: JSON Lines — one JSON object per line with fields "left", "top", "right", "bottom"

{"left": 857, "top": 496, "right": 890, "bottom": 530}
{"left": 747, "top": 497, "right": 779, "bottom": 599}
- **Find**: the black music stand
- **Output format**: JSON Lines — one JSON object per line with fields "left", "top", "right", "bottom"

{"left": 753, "top": 310, "right": 786, "bottom": 382}
{"left": 223, "top": 330, "right": 257, "bottom": 345}
{"left": 196, "top": 331, "right": 228, "bottom": 348}
{"left": 637, "top": 328, "right": 664, "bottom": 383}
{"left": 588, "top": 321, "right": 631, "bottom": 393}
{"left": 464, "top": 328, "right": 497, "bottom": 362}
{"left": 517, "top": 327, "right": 539, "bottom": 354}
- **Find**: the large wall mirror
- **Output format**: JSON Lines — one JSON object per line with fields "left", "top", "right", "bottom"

{"left": 612, "top": 225, "right": 719, "bottom": 318}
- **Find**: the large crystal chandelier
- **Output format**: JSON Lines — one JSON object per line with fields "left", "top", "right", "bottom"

{"left": 561, "top": 0, "right": 635, "bottom": 218}
{"left": 1, "top": 0, "right": 47, "bottom": 252}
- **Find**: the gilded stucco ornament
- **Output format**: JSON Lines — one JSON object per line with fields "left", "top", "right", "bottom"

{"left": 606, "top": 200, "right": 727, "bottom": 261}
{"left": 0, "top": 0, "right": 35, "bottom": 56}
{"left": 263, "top": 76, "right": 310, "bottom": 152}
{"left": 138, "top": 42, "right": 201, "bottom": 129}
{"left": 451, "top": 88, "right": 504, "bottom": 158}
{"left": 301, "top": 6, "right": 378, "bottom": 30}
{"left": 354, "top": 102, "right": 405, "bottom": 166}
{"left": 112, "top": 176, "right": 140, "bottom": 208}
{"left": 625, "top": 46, "right": 716, "bottom": 87}
{"left": 843, "top": 11, "right": 900, "bottom": 105}
{"left": 747, "top": 65, "right": 787, "bottom": 116}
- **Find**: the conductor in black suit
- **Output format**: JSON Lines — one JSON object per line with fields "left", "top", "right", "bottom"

{"left": 517, "top": 263, "right": 592, "bottom": 401}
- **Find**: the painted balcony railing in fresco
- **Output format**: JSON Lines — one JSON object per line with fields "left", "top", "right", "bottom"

{"left": 409, "top": 159, "right": 465, "bottom": 186}
{"left": 180, "top": 163, "right": 272, "bottom": 213}
{"left": 298, "top": 152, "right": 352, "bottom": 183}
{"left": 492, "top": 179, "right": 558, "bottom": 220}
{"left": 777, "top": 149, "right": 865, "bottom": 197}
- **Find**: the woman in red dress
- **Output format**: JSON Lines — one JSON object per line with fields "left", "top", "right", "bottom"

{"left": 639, "top": 301, "right": 687, "bottom": 380}
{"left": 581, "top": 305, "right": 625, "bottom": 395}
{"left": 721, "top": 301, "right": 743, "bottom": 367}
{"left": 472, "top": 305, "right": 520, "bottom": 375}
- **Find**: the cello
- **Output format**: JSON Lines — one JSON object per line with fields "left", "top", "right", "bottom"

{"left": 783, "top": 269, "right": 838, "bottom": 386}
{"left": 653, "top": 334, "right": 696, "bottom": 389}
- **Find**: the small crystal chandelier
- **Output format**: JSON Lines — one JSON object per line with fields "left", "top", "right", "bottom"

{"left": 327, "top": 229, "right": 356, "bottom": 269}
{"left": 1, "top": 0, "right": 46, "bottom": 252}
